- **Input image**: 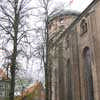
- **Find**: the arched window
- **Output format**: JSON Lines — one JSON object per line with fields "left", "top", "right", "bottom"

{"left": 80, "top": 19, "right": 87, "bottom": 34}
{"left": 66, "top": 59, "right": 72, "bottom": 100}
{"left": 66, "top": 36, "right": 69, "bottom": 49}
{"left": 58, "top": 45, "right": 65, "bottom": 100}
{"left": 54, "top": 68, "right": 57, "bottom": 100}
{"left": 59, "top": 16, "right": 64, "bottom": 30}
{"left": 83, "top": 47, "right": 94, "bottom": 100}
{"left": 59, "top": 16, "right": 64, "bottom": 24}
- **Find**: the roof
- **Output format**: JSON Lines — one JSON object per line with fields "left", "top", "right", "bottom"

{"left": 48, "top": 10, "right": 80, "bottom": 22}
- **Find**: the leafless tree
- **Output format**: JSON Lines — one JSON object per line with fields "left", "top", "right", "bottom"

{"left": 0, "top": 0, "right": 37, "bottom": 100}
{"left": 0, "top": 0, "right": 73, "bottom": 100}
{"left": 33, "top": 0, "right": 68, "bottom": 100}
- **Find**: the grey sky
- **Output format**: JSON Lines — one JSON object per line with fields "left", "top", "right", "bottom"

{"left": 53, "top": 0, "right": 93, "bottom": 12}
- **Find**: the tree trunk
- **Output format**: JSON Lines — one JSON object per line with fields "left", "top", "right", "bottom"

{"left": 9, "top": 64, "right": 16, "bottom": 100}
{"left": 45, "top": 12, "right": 49, "bottom": 100}
{"left": 9, "top": 0, "right": 19, "bottom": 100}
{"left": 9, "top": 37, "right": 18, "bottom": 100}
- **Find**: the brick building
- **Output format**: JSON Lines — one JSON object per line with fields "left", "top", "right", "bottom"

{"left": 48, "top": 0, "right": 100, "bottom": 100}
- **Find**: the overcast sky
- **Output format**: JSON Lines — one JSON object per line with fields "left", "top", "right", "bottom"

{"left": 53, "top": 0, "right": 93, "bottom": 12}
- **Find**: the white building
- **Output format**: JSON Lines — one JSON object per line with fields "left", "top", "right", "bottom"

{"left": 0, "top": 69, "right": 10, "bottom": 100}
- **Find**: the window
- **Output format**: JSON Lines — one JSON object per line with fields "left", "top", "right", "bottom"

{"left": 67, "top": 39, "right": 69, "bottom": 48}
{"left": 0, "top": 92, "right": 5, "bottom": 96}
{"left": 0, "top": 77, "right": 2, "bottom": 80}
{"left": 0, "top": 84, "right": 3, "bottom": 89}
{"left": 5, "top": 84, "right": 10, "bottom": 97}
{"left": 54, "top": 68, "right": 57, "bottom": 100}
{"left": 59, "top": 25, "right": 64, "bottom": 31}
{"left": 49, "top": 68, "right": 52, "bottom": 100}
{"left": 83, "top": 47, "right": 94, "bottom": 100}
{"left": 66, "top": 36, "right": 69, "bottom": 49}
{"left": 0, "top": 92, "right": 3, "bottom": 96}
{"left": 48, "top": 22, "right": 52, "bottom": 29}
{"left": 58, "top": 45, "right": 65, "bottom": 100}
{"left": 59, "top": 16, "right": 64, "bottom": 24}
{"left": 80, "top": 19, "right": 87, "bottom": 34}
{"left": 6, "top": 84, "right": 9, "bottom": 89}
{"left": 66, "top": 59, "right": 73, "bottom": 100}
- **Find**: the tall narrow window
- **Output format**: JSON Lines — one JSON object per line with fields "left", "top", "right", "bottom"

{"left": 67, "top": 39, "right": 69, "bottom": 48}
{"left": 80, "top": 19, "right": 87, "bottom": 34}
{"left": 59, "top": 16, "right": 64, "bottom": 24}
{"left": 83, "top": 47, "right": 94, "bottom": 100}
{"left": 54, "top": 68, "right": 57, "bottom": 100}
{"left": 66, "top": 59, "right": 72, "bottom": 100}
{"left": 58, "top": 45, "right": 65, "bottom": 100}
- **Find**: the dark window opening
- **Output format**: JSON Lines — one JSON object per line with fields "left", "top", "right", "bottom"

{"left": 58, "top": 45, "right": 65, "bottom": 100}
{"left": 83, "top": 47, "right": 94, "bottom": 100}
{"left": 80, "top": 19, "right": 87, "bottom": 34}
{"left": 59, "top": 16, "right": 64, "bottom": 24}
{"left": 66, "top": 59, "right": 73, "bottom": 100}
{"left": 67, "top": 39, "right": 69, "bottom": 48}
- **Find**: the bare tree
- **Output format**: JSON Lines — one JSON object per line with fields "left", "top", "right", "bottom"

{"left": 33, "top": 0, "right": 70, "bottom": 100}
{"left": 0, "top": 0, "right": 37, "bottom": 100}
{"left": 0, "top": 0, "right": 73, "bottom": 100}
